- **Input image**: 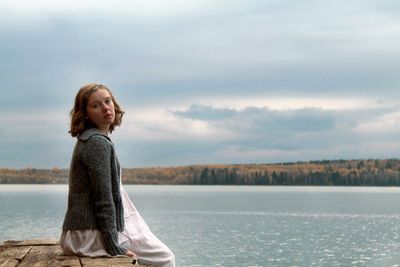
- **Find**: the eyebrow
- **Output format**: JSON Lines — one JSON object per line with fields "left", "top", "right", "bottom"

{"left": 88, "top": 97, "right": 112, "bottom": 105}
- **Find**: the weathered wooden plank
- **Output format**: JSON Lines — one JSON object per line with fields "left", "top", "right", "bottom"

{"left": 50, "top": 254, "right": 81, "bottom": 267}
{"left": 0, "top": 258, "right": 19, "bottom": 267}
{"left": 1, "top": 238, "right": 59, "bottom": 247}
{"left": 80, "top": 256, "right": 137, "bottom": 266}
{"left": 0, "top": 245, "right": 31, "bottom": 260}
{"left": 0, "top": 258, "right": 17, "bottom": 267}
{"left": 0, "top": 245, "right": 31, "bottom": 267}
{"left": 18, "top": 245, "right": 80, "bottom": 267}
{"left": 0, "top": 239, "right": 156, "bottom": 267}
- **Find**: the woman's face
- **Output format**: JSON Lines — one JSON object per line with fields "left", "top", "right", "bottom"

{"left": 86, "top": 89, "right": 115, "bottom": 134}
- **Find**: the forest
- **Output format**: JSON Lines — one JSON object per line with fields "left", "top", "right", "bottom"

{"left": 1, "top": 159, "right": 400, "bottom": 186}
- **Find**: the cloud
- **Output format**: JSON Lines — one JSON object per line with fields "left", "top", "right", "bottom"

{"left": 0, "top": 0, "right": 214, "bottom": 18}
{"left": 118, "top": 107, "right": 234, "bottom": 142}
{"left": 169, "top": 103, "right": 399, "bottom": 152}
{"left": 0, "top": 109, "right": 73, "bottom": 168}
{"left": 1, "top": 99, "right": 399, "bottom": 168}
{"left": 1, "top": 0, "right": 399, "bottom": 110}
{"left": 0, "top": 1, "right": 399, "bottom": 167}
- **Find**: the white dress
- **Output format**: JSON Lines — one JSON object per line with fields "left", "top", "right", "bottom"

{"left": 60, "top": 182, "right": 175, "bottom": 267}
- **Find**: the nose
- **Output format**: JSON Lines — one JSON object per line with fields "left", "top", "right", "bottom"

{"left": 101, "top": 102, "right": 110, "bottom": 112}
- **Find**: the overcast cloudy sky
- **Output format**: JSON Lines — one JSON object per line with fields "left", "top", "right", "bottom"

{"left": 1, "top": 0, "right": 399, "bottom": 168}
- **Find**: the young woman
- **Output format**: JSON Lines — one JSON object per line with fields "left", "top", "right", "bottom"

{"left": 61, "top": 83, "right": 175, "bottom": 267}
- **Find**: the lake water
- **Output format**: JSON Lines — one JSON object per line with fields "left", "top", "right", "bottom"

{"left": 1, "top": 185, "right": 400, "bottom": 266}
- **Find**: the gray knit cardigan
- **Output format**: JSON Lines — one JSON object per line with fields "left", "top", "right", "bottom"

{"left": 62, "top": 128, "right": 127, "bottom": 255}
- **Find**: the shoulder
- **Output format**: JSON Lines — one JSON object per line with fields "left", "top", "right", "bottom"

{"left": 82, "top": 135, "right": 113, "bottom": 160}
{"left": 86, "top": 134, "right": 112, "bottom": 147}
{"left": 78, "top": 128, "right": 112, "bottom": 143}
{"left": 78, "top": 129, "right": 113, "bottom": 149}
{"left": 78, "top": 136, "right": 112, "bottom": 168}
{"left": 78, "top": 133, "right": 113, "bottom": 163}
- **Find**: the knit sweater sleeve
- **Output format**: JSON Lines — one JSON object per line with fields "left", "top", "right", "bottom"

{"left": 83, "top": 136, "right": 127, "bottom": 256}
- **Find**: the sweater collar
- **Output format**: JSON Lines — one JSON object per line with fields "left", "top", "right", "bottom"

{"left": 78, "top": 128, "right": 111, "bottom": 141}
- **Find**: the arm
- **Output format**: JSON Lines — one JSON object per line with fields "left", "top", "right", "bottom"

{"left": 83, "top": 136, "right": 127, "bottom": 256}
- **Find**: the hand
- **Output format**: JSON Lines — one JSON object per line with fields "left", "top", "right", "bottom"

{"left": 126, "top": 249, "right": 137, "bottom": 258}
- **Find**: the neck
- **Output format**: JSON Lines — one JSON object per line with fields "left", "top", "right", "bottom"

{"left": 97, "top": 126, "right": 109, "bottom": 135}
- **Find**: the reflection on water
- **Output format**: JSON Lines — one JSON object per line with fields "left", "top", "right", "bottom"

{"left": 1, "top": 185, "right": 400, "bottom": 266}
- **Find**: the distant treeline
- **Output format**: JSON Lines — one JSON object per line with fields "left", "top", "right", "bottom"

{"left": 1, "top": 159, "right": 400, "bottom": 186}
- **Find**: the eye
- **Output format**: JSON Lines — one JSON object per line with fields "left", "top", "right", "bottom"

{"left": 105, "top": 98, "right": 112, "bottom": 104}
{"left": 91, "top": 103, "right": 99, "bottom": 109}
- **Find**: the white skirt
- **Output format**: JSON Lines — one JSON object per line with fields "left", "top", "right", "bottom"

{"left": 60, "top": 185, "right": 175, "bottom": 267}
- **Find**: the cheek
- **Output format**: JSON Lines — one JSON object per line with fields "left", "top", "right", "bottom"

{"left": 86, "top": 109, "right": 97, "bottom": 121}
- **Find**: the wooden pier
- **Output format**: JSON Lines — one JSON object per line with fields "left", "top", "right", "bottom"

{"left": 0, "top": 238, "right": 152, "bottom": 266}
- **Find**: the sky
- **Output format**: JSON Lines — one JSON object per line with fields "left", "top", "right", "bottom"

{"left": 1, "top": 0, "right": 400, "bottom": 168}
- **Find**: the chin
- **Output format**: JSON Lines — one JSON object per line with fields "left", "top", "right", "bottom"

{"left": 105, "top": 118, "right": 115, "bottom": 124}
